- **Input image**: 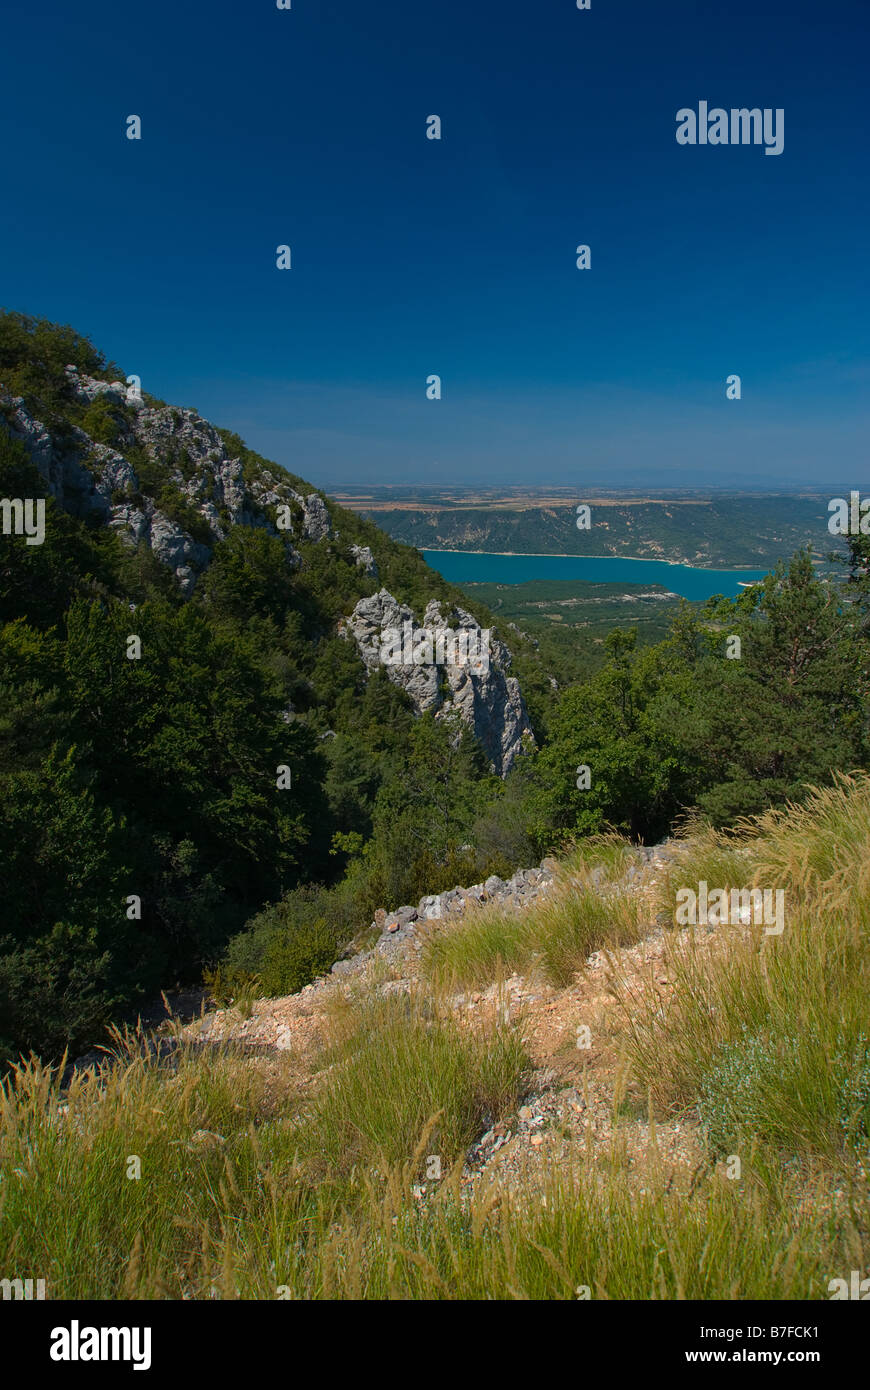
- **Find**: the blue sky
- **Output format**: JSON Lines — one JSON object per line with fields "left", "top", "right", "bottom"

{"left": 2, "top": 0, "right": 868, "bottom": 488}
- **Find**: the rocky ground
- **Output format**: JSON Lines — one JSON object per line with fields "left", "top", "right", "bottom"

{"left": 148, "top": 842, "right": 722, "bottom": 1202}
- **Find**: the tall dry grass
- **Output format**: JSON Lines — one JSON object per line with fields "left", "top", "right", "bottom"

{"left": 3, "top": 782, "right": 870, "bottom": 1297}
{"left": 616, "top": 778, "right": 870, "bottom": 1163}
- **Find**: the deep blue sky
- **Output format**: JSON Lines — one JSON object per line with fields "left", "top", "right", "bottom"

{"left": 2, "top": 0, "right": 868, "bottom": 488}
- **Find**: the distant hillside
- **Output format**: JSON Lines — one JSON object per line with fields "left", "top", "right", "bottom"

{"left": 461, "top": 578, "right": 688, "bottom": 684}
{"left": 339, "top": 491, "right": 843, "bottom": 569}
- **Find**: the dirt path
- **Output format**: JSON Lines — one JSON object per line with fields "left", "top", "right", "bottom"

{"left": 169, "top": 846, "right": 720, "bottom": 1200}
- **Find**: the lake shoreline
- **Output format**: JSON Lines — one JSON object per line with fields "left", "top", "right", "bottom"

{"left": 419, "top": 547, "right": 765, "bottom": 573}
{"left": 421, "top": 550, "right": 770, "bottom": 602}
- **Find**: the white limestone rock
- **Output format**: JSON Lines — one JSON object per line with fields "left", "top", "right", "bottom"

{"left": 341, "top": 589, "right": 535, "bottom": 775}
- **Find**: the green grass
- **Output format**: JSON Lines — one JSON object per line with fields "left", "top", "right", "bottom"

{"left": 557, "top": 833, "right": 637, "bottom": 883}
{"left": 0, "top": 1000, "right": 528, "bottom": 1298}
{"left": 2, "top": 1033, "right": 864, "bottom": 1298}
{"left": 422, "top": 872, "right": 642, "bottom": 990}
{"left": 3, "top": 778, "right": 870, "bottom": 1298}
{"left": 421, "top": 906, "right": 534, "bottom": 990}
{"left": 283, "top": 1150, "right": 865, "bottom": 1300}
{"left": 648, "top": 830, "right": 760, "bottom": 924}
{"left": 299, "top": 991, "right": 529, "bottom": 1178}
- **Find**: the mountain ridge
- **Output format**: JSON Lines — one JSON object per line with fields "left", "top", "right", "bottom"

{"left": 0, "top": 314, "right": 537, "bottom": 772}
{"left": 0, "top": 311, "right": 543, "bottom": 1063}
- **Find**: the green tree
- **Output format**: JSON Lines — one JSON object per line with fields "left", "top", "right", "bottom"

{"left": 531, "top": 628, "right": 698, "bottom": 844}
{"left": 199, "top": 526, "right": 298, "bottom": 625}
{"left": 0, "top": 747, "right": 136, "bottom": 1061}
{"left": 689, "top": 551, "right": 869, "bottom": 822}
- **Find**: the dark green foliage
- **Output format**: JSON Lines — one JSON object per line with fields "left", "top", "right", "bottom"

{"left": 691, "top": 552, "right": 868, "bottom": 822}
{"left": 199, "top": 526, "right": 298, "bottom": 624}
{"left": 0, "top": 575, "right": 336, "bottom": 1057}
{"left": 0, "top": 309, "right": 119, "bottom": 431}
{"left": 0, "top": 434, "right": 117, "bottom": 629}
{"left": 530, "top": 552, "right": 870, "bottom": 846}
{"left": 221, "top": 888, "right": 345, "bottom": 998}
{"left": 80, "top": 396, "right": 127, "bottom": 447}
{"left": 121, "top": 442, "right": 165, "bottom": 499}
{"left": 0, "top": 312, "right": 536, "bottom": 1062}
{"left": 218, "top": 716, "right": 521, "bottom": 998}
{"left": 471, "top": 750, "right": 541, "bottom": 869}
{"left": 530, "top": 627, "right": 701, "bottom": 844}
{"left": 0, "top": 748, "right": 134, "bottom": 1061}
{"left": 257, "top": 917, "right": 339, "bottom": 996}
{"left": 153, "top": 483, "right": 215, "bottom": 547}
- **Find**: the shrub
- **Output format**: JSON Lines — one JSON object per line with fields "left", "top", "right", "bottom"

{"left": 698, "top": 1029, "right": 805, "bottom": 1154}
{"left": 155, "top": 484, "right": 214, "bottom": 547}
{"left": 699, "top": 1028, "right": 870, "bottom": 1159}
{"left": 836, "top": 1034, "right": 870, "bottom": 1152}
{"left": 221, "top": 884, "right": 363, "bottom": 997}
{"left": 81, "top": 396, "right": 126, "bottom": 446}
{"left": 260, "top": 917, "right": 339, "bottom": 995}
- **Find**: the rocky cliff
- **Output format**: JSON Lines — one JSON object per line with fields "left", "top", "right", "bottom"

{"left": 340, "top": 588, "right": 533, "bottom": 775}
{"left": 1, "top": 368, "right": 338, "bottom": 593}
{"left": 1, "top": 363, "right": 533, "bottom": 774}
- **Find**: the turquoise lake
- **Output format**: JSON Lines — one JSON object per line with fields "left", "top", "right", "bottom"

{"left": 421, "top": 551, "right": 770, "bottom": 601}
